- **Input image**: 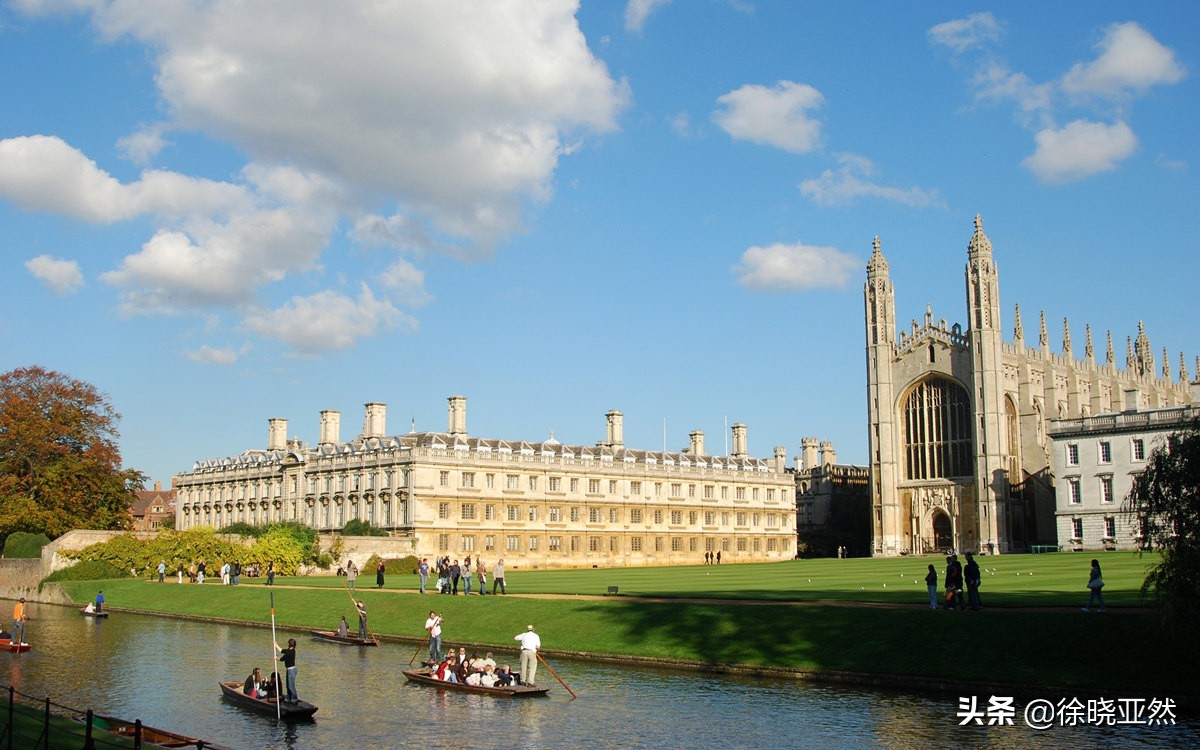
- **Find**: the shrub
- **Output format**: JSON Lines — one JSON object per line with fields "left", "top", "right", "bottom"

{"left": 42, "top": 560, "right": 130, "bottom": 584}
{"left": 3, "top": 532, "right": 51, "bottom": 559}
{"left": 342, "top": 519, "right": 388, "bottom": 537}
{"left": 362, "top": 554, "right": 419, "bottom": 576}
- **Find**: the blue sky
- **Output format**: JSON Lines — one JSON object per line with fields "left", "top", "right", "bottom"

{"left": 2, "top": 1, "right": 1197, "bottom": 488}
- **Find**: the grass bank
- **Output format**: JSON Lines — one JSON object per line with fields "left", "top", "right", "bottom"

{"left": 53, "top": 552, "right": 1196, "bottom": 699}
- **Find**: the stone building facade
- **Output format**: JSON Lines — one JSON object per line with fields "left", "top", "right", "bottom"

{"left": 1049, "top": 386, "right": 1199, "bottom": 551}
{"left": 173, "top": 397, "right": 797, "bottom": 568}
{"left": 794, "top": 438, "right": 870, "bottom": 556}
{"left": 865, "top": 215, "right": 1194, "bottom": 556}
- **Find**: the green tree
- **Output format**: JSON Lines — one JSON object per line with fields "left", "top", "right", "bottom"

{"left": 0, "top": 366, "right": 144, "bottom": 542}
{"left": 1124, "top": 416, "right": 1200, "bottom": 629}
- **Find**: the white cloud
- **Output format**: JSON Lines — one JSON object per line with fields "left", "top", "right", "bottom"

{"left": 377, "top": 259, "right": 433, "bottom": 309}
{"left": 1022, "top": 120, "right": 1138, "bottom": 184}
{"left": 1154, "top": 153, "right": 1186, "bottom": 172}
{"left": 1062, "top": 22, "right": 1185, "bottom": 98}
{"left": 928, "top": 12, "right": 1003, "bottom": 53}
{"left": 625, "top": 0, "right": 671, "bottom": 33}
{"left": 668, "top": 111, "right": 694, "bottom": 138}
{"left": 971, "top": 64, "right": 1052, "bottom": 117}
{"left": 713, "top": 81, "right": 824, "bottom": 154}
{"left": 118, "top": 124, "right": 169, "bottom": 165}
{"left": 243, "top": 284, "right": 417, "bottom": 354}
{"left": 25, "top": 255, "right": 84, "bottom": 295}
{"left": 186, "top": 345, "right": 242, "bottom": 365}
{"left": 799, "top": 154, "right": 944, "bottom": 208}
{"left": 734, "top": 242, "right": 860, "bottom": 292}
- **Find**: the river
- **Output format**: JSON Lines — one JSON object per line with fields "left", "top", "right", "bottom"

{"left": 4, "top": 603, "right": 1194, "bottom": 750}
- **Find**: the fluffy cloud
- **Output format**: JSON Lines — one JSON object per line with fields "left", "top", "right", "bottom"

{"left": 713, "top": 81, "right": 824, "bottom": 154}
{"left": 625, "top": 0, "right": 672, "bottom": 33}
{"left": 186, "top": 345, "right": 244, "bottom": 365}
{"left": 1022, "top": 120, "right": 1138, "bottom": 184}
{"left": 243, "top": 284, "right": 417, "bottom": 354}
{"left": 1062, "top": 22, "right": 1186, "bottom": 98}
{"left": 25, "top": 255, "right": 84, "bottom": 295}
{"left": 799, "top": 155, "right": 944, "bottom": 208}
{"left": 733, "top": 242, "right": 860, "bottom": 292}
{"left": 928, "top": 12, "right": 1003, "bottom": 53}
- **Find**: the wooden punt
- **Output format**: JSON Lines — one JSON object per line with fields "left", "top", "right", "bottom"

{"left": 0, "top": 637, "right": 30, "bottom": 652}
{"left": 402, "top": 669, "right": 549, "bottom": 697}
{"left": 83, "top": 713, "right": 236, "bottom": 749}
{"left": 309, "top": 629, "right": 378, "bottom": 646}
{"left": 218, "top": 681, "right": 318, "bottom": 720}
{"left": 81, "top": 608, "right": 110, "bottom": 618}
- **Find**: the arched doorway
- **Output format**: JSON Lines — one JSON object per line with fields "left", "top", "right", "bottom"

{"left": 932, "top": 512, "right": 952, "bottom": 551}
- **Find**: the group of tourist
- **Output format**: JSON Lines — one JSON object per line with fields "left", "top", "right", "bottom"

{"left": 417, "top": 556, "right": 507, "bottom": 595}
{"left": 423, "top": 611, "right": 541, "bottom": 687}
{"left": 925, "top": 552, "right": 983, "bottom": 610}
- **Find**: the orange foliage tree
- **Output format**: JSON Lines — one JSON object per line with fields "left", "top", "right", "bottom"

{"left": 0, "top": 366, "right": 144, "bottom": 542}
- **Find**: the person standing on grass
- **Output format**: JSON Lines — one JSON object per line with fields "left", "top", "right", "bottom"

{"left": 346, "top": 560, "right": 358, "bottom": 590}
{"left": 450, "top": 559, "right": 462, "bottom": 595}
{"left": 925, "top": 564, "right": 938, "bottom": 609}
{"left": 492, "top": 559, "right": 506, "bottom": 595}
{"left": 376, "top": 560, "right": 386, "bottom": 589}
{"left": 462, "top": 556, "right": 473, "bottom": 595}
{"left": 476, "top": 559, "right": 487, "bottom": 595}
{"left": 418, "top": 558, "right": 429, "bottom": 594}
{"left": 1083, "top": 559, "right": 1106, "bottom": 612}
{"left": 266, "top": 560, "right": 275, "bottom": 586}
{"left": 964, "top": 552, "right": 982, "bottom": 610}
{"left": 157, "top": 560, "right": 166, "bottom": 583}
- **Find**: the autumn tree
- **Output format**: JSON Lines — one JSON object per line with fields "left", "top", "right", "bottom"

{"left": 1124, "top": 416, "right": 1200, "bottom": 630}
{"left": 0, "top": 366, "right": 144, "bottom": 542}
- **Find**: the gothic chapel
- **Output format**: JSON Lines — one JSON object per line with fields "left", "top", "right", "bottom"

{"left": 864, "top": 215, "right": 1193, "bottom": 556}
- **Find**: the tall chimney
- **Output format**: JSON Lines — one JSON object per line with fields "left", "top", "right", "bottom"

{"left": 268, "top": 418, "right": 288, "bottom": 451}
{"left": 605, "top": 410, "right": 624, "bottom": 450}
{"left": 820, "top": 440, "right": 837, "bottom": 467}
{"left": 773, "top": 446, "right": 787, "bottom": 474}
{"left": 689, "top": 430, "right": 705, "bottom": 456}
{"left": 363, "top": 402, "right": 387, "bottom": 438}
{"left": 448, "top": 396, "right": 467, "bottom": 436}
{"left": 319, "top": 410, "right": 341, "bottom": 447}
{"left": 801, "top": 437, "right": 819, "bottom": 470}
{"left": 731, "top": 423, "right": 747, "bottom": 458}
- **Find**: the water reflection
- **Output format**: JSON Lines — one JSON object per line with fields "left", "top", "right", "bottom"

{"left": 3, "top": 602, "right": 1195, "bottom": 750}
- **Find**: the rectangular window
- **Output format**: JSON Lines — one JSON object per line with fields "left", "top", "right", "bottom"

{"left": 689, "top": 511, "right": 697, "bottom": 525}
{"left": 461, "top": 472, "right": 475, "bottom": 488}
{"left": 631, "top": 537, "right": 643, "bottom": 552}
{"left": 704, "top": 511, "right": 715, "bottom": 526}
{"left": 736, "top": 512, "right": 747, "bottom": 526}
{"left": 1071, "top": 518, "right": 1083, "bottom": 539}
{"left": 721, "top": 512, "right": 730, "bottom": 526}
{"left": 736, "top": 487, "right": 745, "bottom": 500}
{"left": 704, "top": 485, "right": 714, "bottom": 499}
{"left": 528, "top": 507, "right": 538, "bottom": 522}
{"left": 549, "top": 536, "right": 561, "bottom": 552}
{"left": 1098, "top": 441, "right": 1112, "bottom": 464}
{"left": 438, "top": 534, "right": 449, "bottom": 551}
{"left": 671, "top": 483, "right": 681, "bottom": 497}
{"left": 588, "top": 479, "right": 600, "bottom": 494}
{"left": 485, "top": 504, "right": 495, "bottom": 521}
{"left": 460, "top": 503, "right": 476, "bottom": 520}
{"left": 438, "top": 502, "right": 450, "bottom": 520}
{"left": 654, "top": 537, "right": 664, "bottom": 552}
{"left": 570, "top": 478, "right": 579, "bottom": 493}
{"left": 570, "top": 507, "right": 580, "bottom": 523}
{"left": 439, "top": 471, "right": 450, "bottom": 487}
{"left": 655, "top": 483, "right": 662, "bottom": 497}
{"left": 631, "top": 481, "right": 642, "bottom": 495}
{"left": 653, "top": 510, "right": 663, "bottom": 525}
{"left": 737, "top": 538, "right": 747, "bottom": 552}
{"left": 506, "top": 505, "right": 520, "bottom": 521}
{"left": 570, "top": 536, "right": 580, "bottom": 552}
{"left": 1100, "top": 476, "right": 1114, "bottom": 504}
{"left": 486, "top": 473, "right": 495, "bottom": 489}
{"left": 1132, "top": 439, "right": 1146, "bottom": 461}
{"left": 688, "top": 484, "right": 696, "bottom": 498}
{"left": 462, "top": 535, "right": 475, "bottom": 551}
{"left": 529, "top": 476, "right": 538, "bottom": 491}
{"left": 589, "top": 536, "right": 601, "bottom": 552}
{"left": 767, "top": 538, "right": 778, "bottom": 552}
{"left": 1068, "top": 478, "right": 1081, "bottom": 504}
{"left": 670, "top": 510, "right": 682, "bottom": 525}
{"left": 721, "top": 487, "right": 729, "bottom": 500}
{"left": 1104, "top": 517, "right": 1116, "bottom": 538}
{"left": 609, "top": 509, "right": 619, "bottom": 523}
{"left": 528, "top": 536, "right": 538, "bottom": 551}
{"left": 588, "top": 507, "right": 601, "bottom": 523}
{"left": 506, "top": 475, "right": 520, "bottom": 490}
{"left": 766, "top": 489, "right": 774, "bottom": 502}
{"left": 609, "top": 480, "right": 618, "bottom": 494}
{"left": 548, "top": 507, "right": 561, "bottom": 522}
{"left": 505, "top": 535, "right": 520, "bottom": 551}
{"left": 610, "top": 537, "right": 618, "bottom": 552}
{"left": 549, "top": 477, "right": 561, "bottom": 492}
{"left": 485, "top": 535, "right": 495, "bottom": 551}
{"left": 1067, "top": 444, "right": 1079, "bottom": 466}
{"left": 671, "top": 537, "right": 683, "bottom": 552}
{"left": 631, "top": 509, "right": 642, "bottom": 524}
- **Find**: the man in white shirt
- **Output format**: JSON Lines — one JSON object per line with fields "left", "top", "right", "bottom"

{"left": 514, "top": 624, "right": 541, "bottom": 686}
{"left": 424, "top": 611, "right": 443, "bottom": 663}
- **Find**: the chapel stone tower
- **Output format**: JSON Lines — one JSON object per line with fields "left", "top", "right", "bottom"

{"left": 864, "top": 236, "right": 899, "bottom": 553}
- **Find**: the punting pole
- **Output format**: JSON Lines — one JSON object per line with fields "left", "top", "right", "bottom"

{"left": 270, "top": 591, "right": 280, "bottom": 721}
{"left": 344, "top": 582, "right": 379, "bottom": 645}
{"left": 536, "top": 653, "right": 577, "bottom": 699}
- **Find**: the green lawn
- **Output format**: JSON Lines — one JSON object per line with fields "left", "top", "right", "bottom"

{"left": 54, "top": 552, "right": 1197, "bottom": 698}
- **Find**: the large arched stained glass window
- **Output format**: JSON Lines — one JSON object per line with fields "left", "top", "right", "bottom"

{"left": 903, "top": 377, "right": 974, "bottom": 480}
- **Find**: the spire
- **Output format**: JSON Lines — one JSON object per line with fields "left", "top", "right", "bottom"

{"left": 866, "top": 235, "right": 889, "bottom": 276}
{"left": 967, "top": 213, "right": 993, "bottom": 260}
{"left": 1126, "top": 336, "right": 1135, "bottom": 370}
{"left": 1106, "top": 330, "right": 1114, "bottom": 365}
{"left": 1182, "top": 352, "right": 1189, "bottom": 383}
{"left": 1163, "top": 347, "right": 1170, "bottom": 380}
{"left": 1062, "top": 318, "right": 1072, "bottom": 355}
{"left": 1085, "top": 324, "right": 1094, "bottom": 361}
{"left": 1134, "top": 321, "right": 1153, "bottom": 377}
{"left": 1013, "top": 304, "right": 1024, "bottom": 345}
{"left": 1038, "top": 311, "right": 1048, "bottom": 348}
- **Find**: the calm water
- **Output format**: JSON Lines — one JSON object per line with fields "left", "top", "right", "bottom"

{"left": 4, "top": 603, "right": 1195, "bottom": 750}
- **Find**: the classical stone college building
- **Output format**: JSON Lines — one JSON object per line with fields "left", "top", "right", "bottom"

{"left": 173, "top": 397, "right": 797, "bottom": 568}
{"left": 865, "top": 215, "right": 1194, "bottom": 556}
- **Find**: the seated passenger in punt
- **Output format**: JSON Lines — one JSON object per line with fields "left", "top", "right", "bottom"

{"left": 435, "top": 655, "right": 460, "bottom": 683}
{"left": 262, "top": 672, "right": 280, "bottom": 699}
{"left": 494, "top": 665, "right": 516, "bottom": 687}
{"left": 244, "top": 667, "right": 265, "bottom": 698}
{"left": 478, "top": 664, "right": 498, "bottom": 688}
{"left": 336, "top": 616, "right": 349, "bottom": 638}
